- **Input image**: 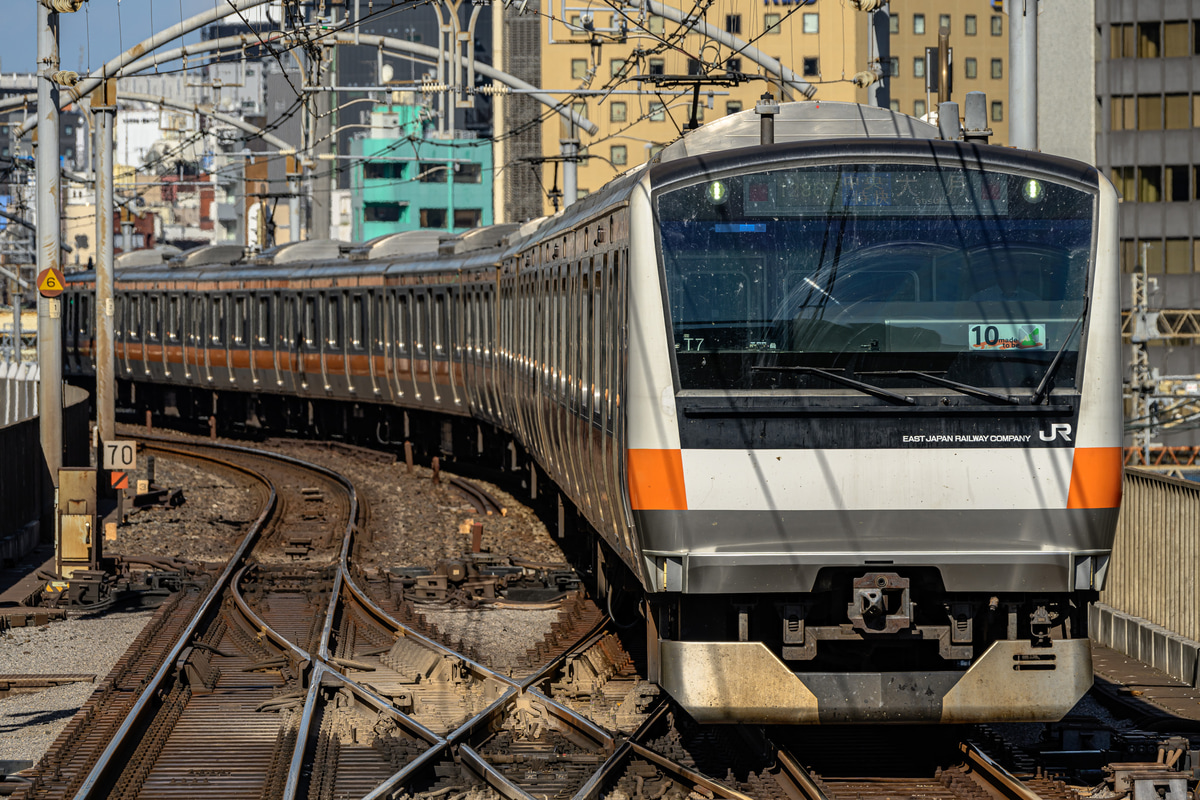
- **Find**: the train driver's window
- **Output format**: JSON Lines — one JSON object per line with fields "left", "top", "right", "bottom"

{"left": 257, "top": 297, "right": 270, "bottom": 346}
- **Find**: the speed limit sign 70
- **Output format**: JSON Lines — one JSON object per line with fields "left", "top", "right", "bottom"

{"left": 103, "top": 440, "right": 137, "bottom": 471}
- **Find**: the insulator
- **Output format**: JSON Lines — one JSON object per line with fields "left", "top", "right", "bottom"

{"left": 40, "top": 0, "right": 86, "bottom": 11}
{"left": 848, "top": 0, "right": 887, "bottom": 11}
{"left": 420, "top": 83, "right": 452, "bottom": 93}
{"left": 851, "top": 70, "right": 880, "bottom": 88}
{"left": 50, "top": 70, "right": 81, "bottom": 87}
{"left": 476, "top": 85, "right": 511, "bottom": 96}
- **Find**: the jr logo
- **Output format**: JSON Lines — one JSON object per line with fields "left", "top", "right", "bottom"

{"left": 1039, "top": 423, "right": 1073, "bottom": 442}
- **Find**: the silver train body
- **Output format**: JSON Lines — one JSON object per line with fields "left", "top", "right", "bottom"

{"left": 64, "top": 102, "right": 1124, "bottom": 724}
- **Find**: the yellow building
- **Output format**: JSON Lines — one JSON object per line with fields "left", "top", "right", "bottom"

{"left": 885, "top": 1, "right": 1010, "bottom": 144}
{"left": 530, "top": 3, "right": 875, "bottom": 215}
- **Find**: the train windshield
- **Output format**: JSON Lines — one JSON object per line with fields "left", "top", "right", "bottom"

{"left": 656, "top": 162, "right": 1095, "bottom": 393}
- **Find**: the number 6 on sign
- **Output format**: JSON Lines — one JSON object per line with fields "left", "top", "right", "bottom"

{"left": 103, "top": 440, "right": 137, "bottom": 471}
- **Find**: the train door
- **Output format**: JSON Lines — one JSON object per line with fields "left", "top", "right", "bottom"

{"left": 256, "top": 295, "right": 274, "bottom": 388}
{"left": 299, "top": 293, "right": 316, "bottom": 390}
{"left": 181, "top": 293, "right": 194, "bottom": 382}
{"left": 390, "top": 290, "right": 409, "bottom": 401}
{"left": 165, "top": 294, "right": 180, "bottom": 379}
{"left": 365, "top": 290, "right": 384, "bottom": 400}
{"left": 346, "top": 291, "right": 365, "bottom": 397}
{"left": 275, "top": 293, "right": 294, "bottom": 391}
{"left": 146, "top": 294, "right": 163, "bottom": 380}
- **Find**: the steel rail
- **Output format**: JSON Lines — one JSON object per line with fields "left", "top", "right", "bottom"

{"left": 71, "top": 439, "right": 277, "bottom": 799}
{"left": 961, "top": 741, "right": 1046, "bottom": 800}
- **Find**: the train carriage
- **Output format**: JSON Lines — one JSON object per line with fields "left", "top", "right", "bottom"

{"left": 64, "top": 100, "right": 1122, "bottom": 725}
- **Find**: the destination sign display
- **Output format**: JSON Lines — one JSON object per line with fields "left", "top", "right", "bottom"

{"left": 743, "top": 169, "right": 1010, "bottom": 217}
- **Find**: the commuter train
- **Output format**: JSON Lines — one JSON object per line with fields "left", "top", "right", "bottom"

{"left": 63, "top": 101, "right": 1123, "bottom": 724}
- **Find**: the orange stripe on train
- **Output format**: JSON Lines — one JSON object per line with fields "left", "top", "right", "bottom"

{"left": 1067, "top": 447, "right": 1123, "bottom": 509}
{"left": 627, "top": 449, "right": 688, "bottom": 511}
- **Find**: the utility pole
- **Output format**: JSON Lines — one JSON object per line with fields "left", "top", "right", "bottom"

{"left": 91, "top": 79, "right": 116, "bottom": 443}
{"left": 560, "top": 117, "right": 578, "bottom": 209}
{"left": 36, "top": 0, "right": 64, "bottom": 527}
{"left": 1008, "top": 0, "right": 1038, "bottom": 149}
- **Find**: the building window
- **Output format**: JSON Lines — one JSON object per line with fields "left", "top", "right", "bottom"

{"left": 1137, "top": 22, "right": 1161, "bottom": 57}
{"left": 1165, "top": 93, "right": 1190, "bottom": 128}
{"left": 1165, "top": 239, "right": 1191, "bottom": 273}
{"left": 764, "top": 12, "right": 781, "bottom": 34}
{"left": 364, "top": 162, "right": 403, "bottom": 180}
{"left": 648, "top": 58, "right": 664, "bottom": 75}
{"left": 914, "top": 99, "right": 926, "bottom": 117}
{"left": 991, "top": 15, "right": 1002, "bottom": 36}
{"left": 1165, "top": 165, "right": 1189, "bottom": 202}
{"left": 725, "top": 101, "right": 742, "bottom": 115}
{"left": 649, "top": 102, "right": 665, "bottom": 121}
{"left": 420, "top": 208, "right": 447, "bottom": 228}
{"left": 890, "top": 99, "right": 900, "bottom": 112}
{"left": 419, "top": 162, "right": 447, "bottom": 182}
{"left": 1137, "top": 94, "right": 1162, "bottom": 129}
{"left": 454, "top": 163, "right": 482, "bottom": 183}
{"left": 965, "top": 15, "right": 977, "bottom": 36}
{"left": 611, "top": 58, "right": 627, "bottom": 78}
{"left": 610, "top": 101, "right": 627, "bottom": 122}
{"left": 803, "top": 13, "right": 819, "bottom": 33}
{"left": 572, "top": 101, "right": 588, "bottom": 120}
{"left": 1138, "top": 166, "right": 1162, "bottom": 202}
{"left": 991, "top": 101, "right": 1003, "bottom": 121}
{"left": 1111, "top": 166, "right": 1135, "bottom": 200}
{"left": 365, "top": 203, "right": 404, "bottom": 223}
{"left": 725, "top": 14, "right": 741, "bottom": 34}
{"left": 889, "top": 15, "right": 899, "bottom": 35}
{"left": 1111, "top": 23, "right": 1134, "bottom": 58}
{"left": 965, "top": 57, "right": 977, "bottom": 79}
{"left": 726, "top": 57, "right": 742, "bottom": 73}
{"left": 1164, "top": 21, "right": 1189, "bottom": 57}
{"left": 687, "top": 58, "right": 702, "bottom": 75}
{"left": 571, "top": 59, "right": 588, "bottom": 80}
{"left": 991, "top": 58, "right": 1003, "bottom": 79}
{"left": 913, "top": 13, "right": 925, "bottom": 35}
{"left": 1111, "top": 95, "right": 1135, "bottom": 130}
{"left": 453, "top": 209, "right": 481, "bottom": 229}
{"left": 648, "top": 15, "right": 664, "bottom": 34}
{"left": 913, "top": 57, "right": 925, "bottom": 78}
{"left": 803, "top": 57, "right": 819, "bottom": 77}
{"left": 939, "top": 14, "right": 950, "bottom": 32}
{"left": 611, "top": 145, "right": 627, "bottom": 166}
{"left": 889, "top": 56, "right": 900, "bottom": 76}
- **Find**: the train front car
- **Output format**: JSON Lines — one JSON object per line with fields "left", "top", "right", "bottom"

{"left": 625, "top": 103, "right": 1122, "bottom": 724}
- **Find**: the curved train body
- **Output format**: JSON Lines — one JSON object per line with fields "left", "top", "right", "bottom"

{"left": 64, "top": 102, "right": 1123, "bottom": 724}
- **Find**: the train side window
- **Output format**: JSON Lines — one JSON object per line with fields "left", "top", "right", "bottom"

{"left": 233, "top": 296, "right": 246, "bottom": 345}
{"left": 372, "top": 293, "right": 383, "bottom": 351}
{"left": 415, "top": 294, "right": 427, "bottom": 355}
{"left": 79, "top": 294, "right": 90, "bottom": 336}
{"left": 257, "top": 297, "right": 271, "bottom": 346}
{"left": 593, "top": 267, "right": 603, "bottom": 418}
{"left": 396, "top": 294, "right": 408, "bottom": 354}
{"left": 149, "top": 296, "right": 161, "bottom": 341}
{"left": 304, "top": 297, "right": 316, "bottom": 347}
{"left": 327, "top": 295, "right": 340, "bottom": 348}
{"left": 129, "top": 295, "right": 142, "bottom": 340}
{"left": 350, "top": 294, "right": 364, "bottom": 350}
{"left": 210, "top": 296, "right": 224, "bottom": 344}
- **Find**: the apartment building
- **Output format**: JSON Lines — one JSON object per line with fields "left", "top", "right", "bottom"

{"left": 527, "top": 1, "right": 872, "bottom": 216}
{"left": 886, "top": 0, "right": 1010, "bottom": 144}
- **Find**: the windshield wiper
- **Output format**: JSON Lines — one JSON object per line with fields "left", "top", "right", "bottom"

{"left": 1031, "top": 302, "right": 1087, "bottom": 405}
{"left": 750, "top": 365, "right": 916, "bottom": 405}
{"left": 858, "top": 370, "right": 1018, "bottom": 405}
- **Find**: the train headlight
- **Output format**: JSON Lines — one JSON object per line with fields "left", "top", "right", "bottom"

{"left": 706, "top": 180, "right": 729, "bottom": 205}
{"left": 1022, "top": 179, "right": 1045, "bottom": 203}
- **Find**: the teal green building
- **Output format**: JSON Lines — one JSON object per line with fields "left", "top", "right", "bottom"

{"left": 350, "top": 104, "right": 493, "bottom": 241}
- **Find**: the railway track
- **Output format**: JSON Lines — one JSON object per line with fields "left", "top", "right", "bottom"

{"left": 7, "top": 437, "right": 1089, "bottom": 800}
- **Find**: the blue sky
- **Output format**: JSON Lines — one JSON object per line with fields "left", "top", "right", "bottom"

{"left": 3, "top": 0, "right": 222, "bottom": 76}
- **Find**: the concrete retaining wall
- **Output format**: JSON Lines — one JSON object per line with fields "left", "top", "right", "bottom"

{"left": 1090, "top": 602, "right": 1200, "bottom": 688}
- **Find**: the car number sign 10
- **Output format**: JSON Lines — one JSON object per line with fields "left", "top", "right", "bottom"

{"left": 103, "top": 440, "right": 137, "bottom": 471}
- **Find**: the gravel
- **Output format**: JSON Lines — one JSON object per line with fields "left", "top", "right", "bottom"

{"left": 414, "top": 605, "right": 563, "bottom": 672}
{"left": 0, "top": 608, "right": 156, "bottom": 764}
